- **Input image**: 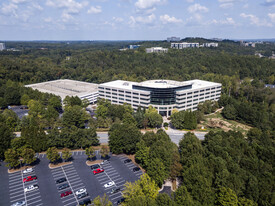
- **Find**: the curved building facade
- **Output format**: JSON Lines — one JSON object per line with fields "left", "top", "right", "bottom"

{"left": 98, "top": 79, "right": 221, "bottom": 116}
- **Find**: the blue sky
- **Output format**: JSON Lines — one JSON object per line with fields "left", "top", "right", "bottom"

{"left": 0, "top": 0, "right": 275, "bottom": 40}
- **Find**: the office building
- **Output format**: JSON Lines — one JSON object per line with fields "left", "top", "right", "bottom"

{"left": 167, "top": 37, "right": 180, "bottom": 42}
{"left": 203, "top": 43, "right": 218, "bottom": 47}
{"left": 171, "top": 42, "right": 199, "bottom": 49}
{"left": 25, "top": 79, "right": 98, "bottom": 104}
{"left": 98, "top": 79, "right": 222, "bottom": 117}
{"left": 146, "top": 47, "right": 168, "bottom": 53}
{"left": 0, "top": 43, "right": 6, "bottom": 51}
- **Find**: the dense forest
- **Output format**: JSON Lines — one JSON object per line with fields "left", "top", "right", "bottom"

{"left": 0, "top": 40, "right": 274, "bottom": 205}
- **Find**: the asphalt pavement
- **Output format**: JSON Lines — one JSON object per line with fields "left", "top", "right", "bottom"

{"left": 0, "top": 151, "right": 143, "bottom": 206}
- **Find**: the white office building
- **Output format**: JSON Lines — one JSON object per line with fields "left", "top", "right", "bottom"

{"left": 0, "top": 43, "right": 6, "bottom": 51}
{"left": 146, "top": 47, "right": 168, "bottom": 53}
{"left": 167, "top": 37, "right": 180, "bottom": 42}
{"left": 98, "top": 79, "right": 222, "bottom": 117}
{"left": 25, "top": 79, "right": 98, "bottom": 104}
{"left": 203, "top": 43, "right": 218, "bottom": 47}
{"left": 171, "top": 42, "right": 199, "bottom": 49}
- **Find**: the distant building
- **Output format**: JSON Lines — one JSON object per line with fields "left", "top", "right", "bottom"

{"left": 265, "top": 84, "right": 275, "bottom": 89}
{"left": 240, "top": 41, "right": 256, "bottom": 47}
{"left": 0, "top": 43, "right": 6, "bottom": 51}
{"left": 146, "top": 47, "right": 168, "bottom": 53}
{"left": 129, "top": 45, "right": 140, "bottom": 49}
{"left": 167, "top": 37, "right": 180, "bottom": 42}
{"left": 171, "top": 42, "right": 199, "bottom": 49}
{"left": 202, "top": 43, "right": 218, "bottom": 47}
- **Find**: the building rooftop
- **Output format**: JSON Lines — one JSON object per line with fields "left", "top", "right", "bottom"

{"left": 25, "top": 79, "right": 98, "bottom": 100}
{"left": 100, "top": 79, "right": 221, "bottom": 90}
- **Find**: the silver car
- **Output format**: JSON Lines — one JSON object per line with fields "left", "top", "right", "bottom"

{"left": 11, "top": 201, "right": 26, "bottom": 206}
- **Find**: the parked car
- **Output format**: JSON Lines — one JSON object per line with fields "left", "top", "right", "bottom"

{"left": 90, "top": 164, "right": 100, "bottom": 170}
{"left": 24, "top": 184, "right": 39, "bottom": 193}
{"left": 104, "top": 181, "right": 115, "bottom": 188}
{"left": 60, "top": 190, "right": 72, "bottom": 198}
{"left": 133, "top": 167, "right": 140, "bottom": 172}
{"left": 58, "top": 183, "right": 69, "bottom": 190}
{"left": 111, "top": 187, "right": 120, "bottom": 194}
{"left": 22, "top": 168, "right": 33, "bottom": 174}
{"left": 11, "top": 200, "right": 26, "bottom": 206}
{"left": 75, "top": 188, "right": 86, "bottom": 196}
{"left": 23, "top": 176, "right": 37, "bottom": 183}
{"left": 124, "top": 159, "right": 131, "bottom": 163}
{"left": 93, "top": 168, "right": 104, "bottom": 175}
{"left": 56, "top": 177, "right": 67, "bottom": 184}
{"left": 78, "top": 198, "right": 91, "bottom": 206}
{"left": 117, "top": 198, "right": 125, "bottom": 205}
{"left": 77, "top": 192, "right": 88, "bottom": 199}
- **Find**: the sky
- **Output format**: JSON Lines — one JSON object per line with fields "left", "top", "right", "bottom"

{"left": 0, "top": 0, "right": 275, "bottom": 40}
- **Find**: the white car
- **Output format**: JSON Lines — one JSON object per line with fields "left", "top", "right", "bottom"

{"left": 22, "top": 168, "right": 33, "bottom": 174}
{"left": 75, "top": 188, "right": 86, "bottom": 196}
{"left": 24, "top": 184, "right": 39, "bottom": 193}
{"left": 104, "top": 181, "right": 115, "bottom": 188}
{"left": 11, "top": 201, "right": 26, "bottom": 206}
{"left": 100, "top": 160, "right": 109, "bottom": 165}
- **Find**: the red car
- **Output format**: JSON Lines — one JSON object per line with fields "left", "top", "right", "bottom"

{"left": 60, "top": 190, "right": 72, "bottom": 198}
{"left": 23, "top": 176, "right": 37, "bottom": 183}
{"left": 93, "top": 168, "right": 104, "bottom": 175}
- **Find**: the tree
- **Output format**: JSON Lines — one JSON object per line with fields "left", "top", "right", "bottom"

{"left": 222, "top": 104, "right": 237, "bottom": 120}
{"left": 123, "top": 174, "right": 159, "bottom": 203}
{"left": 62, "top": 148, "right": 72, "bottom": 162}
{"left": 62, "top": 105, "right": 89, "bottom": 128}
{"left": 27, "top": 99, "right": 44, "bottom": 118}
{"left": 4, "top": 149, "right": 20, "bottom": 168}
{"left": 215, "top": 187, "right": 238, "bottom": 206}
{"left": 20, "top": 147, "right": 36, "bottom": 165}
{"left": 20, "top": 94, "right": 30, "bottom": 105}
{"left": 92, "top": 194, "right": 112, "bottom": 206}
{"left": 174, "top": 185, "right": 194, "bottom": 206}
{"left": 122, "top": 112, "right": 137, "bottom": 125}
{"left": 48, "top": 96, "right": 62, "bottom": 113}
{"left": 146, "top": 158, "right": 167, "bottom": 187}
{"left": 135, "top": 140, "right": 150, "bottom": 168}
{"left": 85, "top": 146, "right": 95, "bottom": 160}
{"left": 109, "top": 123, "right": 142, "bottom": 154}
{"left": 46, "top": 147, "right": 60, "bottom": 164}
{"left": 0, "top": 120, "right": 13, "bottom": 159}
{"left": 155, "top": 193, "right": 175, "bottom": 206}
{"left": 100, "top": 145, "right": 110, "bottom": 159}
{"left": 2, "top": 109, "right": 19, "bottom": 130}
{"left": 144, "top": 106, "right": 163, "bottom": 128}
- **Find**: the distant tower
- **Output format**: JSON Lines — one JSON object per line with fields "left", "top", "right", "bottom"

{"left": 0, "top": 43, "right": 6, "bottom": 51}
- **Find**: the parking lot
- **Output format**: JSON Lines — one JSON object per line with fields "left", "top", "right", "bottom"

{"left": 8, "top": 168, "right": 43, "bottom": 206}
{"left": 0, "top": 151, "right": 143, "bottom": 206}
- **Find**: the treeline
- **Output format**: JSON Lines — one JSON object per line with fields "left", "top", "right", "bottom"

{"left": 0, "top": 41, "right": 275, "bottom": 85}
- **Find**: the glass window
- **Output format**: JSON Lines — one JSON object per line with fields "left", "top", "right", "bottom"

{"left": 133, "top": 92, "right": 139, "bottom": 95}
{"left": 112, "top": 89, "right": 117, "bottom": 92}
{"left": 106, "top": 88, "right": 111, "bottom": 90}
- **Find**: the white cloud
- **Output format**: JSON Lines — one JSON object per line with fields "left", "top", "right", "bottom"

{"left": 44, "top": 17, "right": 53, "bottom": 23}
{"left": 212, "top": 17, "right": 236, "bottom": 25}
{"left": 186, "top": 0, "right": 194, "bottom": 2}
{"left": 113, "top": 17, "right": 124, "bottom": 22}
{"left": 263, "top": 0, "right": 275, "bottom": 7}
{"left": 220, "top": 3, "right": 233, "bottom": 8}
{"left": 135, "top": 0, "right": 165, "bottom": 10}
{"left": 160, "top": 14, "right": 182, "bottom": 24}
{"left": 0, "top": 3, "right": 18, "bottom": 16}
{"left": 11, "top": 0, "right": 29, "bottom": 4}
{"left": 268, "top": 13, "right": 275, "bottom": 23}
{"left": 129, "top": 13, "right": 156, "bottom": 26}
{"left": 188, "top": 4, "right": 208, "bottom": 13}
{"left": 46, "top": 0, "right": 88, "bottom": 14}
{"left": 87, "top": 6, "right": 102, "bottom": 14}
{"left": 240, "top": 13, "right": 272, "bottom": 27}
{"left": 30, "top": 3, "right": 43, "bottom": 11}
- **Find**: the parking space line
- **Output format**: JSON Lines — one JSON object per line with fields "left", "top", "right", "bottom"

{"left": 62, "top": 196, "right": 77, "bottom": 203}
{"left": 26, "top": 195, "right": 41, "bottom": 202}
{"left": 115, "top": 180, "right": 126, "bottom": 185}
{"left": 20, "top": 170, "right": 28, "bottom": 206}
{"left": 61, "top": 166, "right": 79, "bottom": 205}
{"left": 27, "top": 199, "right": 42, "bottom": 206}
{"left": 10, "top": 193, "right": 25, "bottom": 199}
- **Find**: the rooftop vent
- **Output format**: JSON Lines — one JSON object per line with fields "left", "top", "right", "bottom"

{"left": 123, "top": 82, "right": 129, "bottom": 86}
{"left": 155, "top": 80, "right": 167, "bottom": 84}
